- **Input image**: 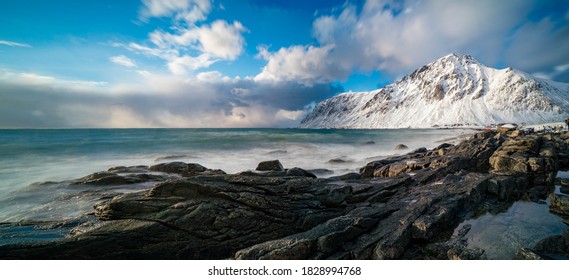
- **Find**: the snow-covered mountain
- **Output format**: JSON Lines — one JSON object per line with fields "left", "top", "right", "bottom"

{"left": 300, "top": 53, "right": 569, "bottom": 128}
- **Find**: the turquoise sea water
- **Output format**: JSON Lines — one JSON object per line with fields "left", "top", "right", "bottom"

{"left": 0, "top": 128, "right": 473, "bottom": 244}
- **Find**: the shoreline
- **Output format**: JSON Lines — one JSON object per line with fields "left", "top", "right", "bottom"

{"left": 1, "top": 128, "right": 569, "bottom": 259}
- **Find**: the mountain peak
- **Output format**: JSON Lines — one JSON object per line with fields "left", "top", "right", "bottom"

{"left": 435, "top": 53, "right": 480, "bottom": 67}
{"left": 301, "top": 54, "right": 569, "bottom": 128}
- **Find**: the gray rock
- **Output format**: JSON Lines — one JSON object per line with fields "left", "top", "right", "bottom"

{"left": 285, "top": 167, "right": 317, "bottom": 178}
{"left": 549, "top": 193, "right": 569, "bottom": 216}
{"left": 515, "top": 248, "right": 544, "bottom": 260}
{"left": 395, "top": 144, "right": 409, "bottom": 150}
{"left": 411, "top": 147, "right": 428, "bottom": 154}
{"left": 149, "top": 162, "right": 208, "bottom": 175}
{"left": 328, "top": 172, "right": 361, "bottom": 180}
{"left": 256, "top": 160, "right": 284, "bottom": 171}
{"left": 307, "top": 169, "right": 334, "bottom": 176}
{"left": 532, "top": 230, "right": 569, "bottom": 258}
{"left": 328, "top": 158, "right": 350, "bottom": 164}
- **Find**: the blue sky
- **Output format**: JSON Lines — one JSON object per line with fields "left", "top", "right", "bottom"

{"left": 0, "top": 0, "right": 568, "bottom": 128}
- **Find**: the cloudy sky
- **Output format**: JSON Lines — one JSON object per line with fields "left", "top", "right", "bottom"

{"left": 1, "top": 0, "right": 568, "bottom": 128}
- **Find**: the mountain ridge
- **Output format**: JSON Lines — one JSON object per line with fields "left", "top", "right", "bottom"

{"left": 300, "top": 53, "right": 569, "bottom": 128}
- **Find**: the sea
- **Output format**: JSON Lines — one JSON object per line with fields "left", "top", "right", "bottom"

{"left": 0, "top": 128, "right": 472, "bottom": 226}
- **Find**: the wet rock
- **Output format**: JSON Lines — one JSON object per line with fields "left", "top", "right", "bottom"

{"left": 395, "top": 144, "right": 409, "bottom": 150}
{"left": 436, "top": 143, "right": 453, "bottom": 150}
{"left": 515, "top": 248, "right": 544, "bottom": 260}
{"left": 149, "top": 162, "right": 208, "bottom": 175}
{"left": 255, "top": 160, "right": 284, "bottom": 171}
{"left": 71, "top": 171, "right": 166, "bottom": 185}
{"left": 532, "top": 230, "right": 569, "bottom": 258}
{"left": 411, "top": 147, "right": 428, "bottom": 154}
{"left": 108, "top": 166, "right": 149, "bottom": 173}
{"left": 557, "top": 178, "right": 569, "bottom": 187}
{"left": 549, "top": 193, "right": 569, "bottom": 216}
{"left": 285, "top": 168, "right": 317, "bottom": 178}
{"left": 423, "top": 224, "right": 487, "bottom": 260}
{"left": 328, "top": 172, "right": 361, "bottom": 180}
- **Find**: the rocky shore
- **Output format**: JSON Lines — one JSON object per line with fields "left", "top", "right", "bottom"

{"left": 1, "top": 130, "right": 569, "bottom": 259}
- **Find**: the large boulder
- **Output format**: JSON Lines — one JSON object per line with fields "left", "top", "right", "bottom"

{"left": 256, "top": 160, "right": 284, "bottom": 171}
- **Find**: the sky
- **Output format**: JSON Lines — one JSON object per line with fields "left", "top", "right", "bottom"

{"left": 0, "top": 0, "right": 568, "bottom": 128}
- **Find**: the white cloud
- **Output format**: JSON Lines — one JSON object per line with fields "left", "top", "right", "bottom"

{"left": 255, "top": 45, "right": 342, "bottom": 85}
{"left": 148, "top": 20, "right": 246, "bottom": 60}
{"left": 196, "top": 70, "right": 224, "bottom": 82}
{"left": 110, "top": 55, "right": 137, "bottom": 68}
{"left": 257, "top": 0, "right": 569, "bottom": 84}
{"left": 167, "top": 54, "right": 216, "bottom": 75}
{"left": 197, "top": 20, "right": 247, "bottom": 60}
{"left": 127, "top": 0, "right": 246, "bottom": 75}
{"left": 139, "top": 0, "right": 211, "bottom": 25}
{"left": 0, "top": 40, "right": 31, "bottom": 48}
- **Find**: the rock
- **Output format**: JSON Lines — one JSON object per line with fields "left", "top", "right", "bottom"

{"left": 359, "top": 161, "right": 384, "bottom": 178}
{"left": 515, "top": 248, "right": 544, "bottom": 260}
{"left": 328, "top": 158, "right": 350, "bottom": 164}
{"left": 561, "top": 186, "right": 569, "bottom": 195}
{"left": 285, "top": 167, "right": 317, "bottom": 178}
{"left": 363, "top": 141, "right": 376, "bottom": 145}
{"left": 108, "top": 166, "right": 149, "bottom": 173}
{"left": 71, "top": 171, "right": 166, "bottom": 185}
{"left": 423, "top": 224, "right": 486, "bottom": 260}
{"left": 255, "top": 160, "right": 284, "bottom": 171}
{"left": 508, "top": 130, "right": 521, "bottom": 138}
{"left": 549, "top": 193, "right": 569, "bottom": 216}
{"left": 411, "top": 147, "right": 428, "bottom": 154}
{"left": 149, "top": 162, "right": 208, "bottom": 175}
{"left": 436, "top": 143, "right": 453, "bottom": 150}
{"left": 395, "top": 144, "right": 409, "bottom": 150}
{"left": 532, "top": 230, "right": 569, "bottom": 258}
{"left": 557, "top": 178, "right": 569, "bottom": 187}
{"left": 328, "top": 172, "right": 361, "bottom": 180}
{"left": 307, "top": 169, "right": 334, "bottom": 176}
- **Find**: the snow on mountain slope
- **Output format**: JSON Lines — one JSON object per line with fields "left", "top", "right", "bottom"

{"left": 300, "top": 54, "right": 569, "bottom": 128}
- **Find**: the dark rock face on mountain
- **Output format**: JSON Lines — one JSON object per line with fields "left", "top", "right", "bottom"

{"left": 2, "top": 131, "right": 569, "bottom": 259}
{"left": 300, "top": 54, "right": 569, "bottom": 128}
